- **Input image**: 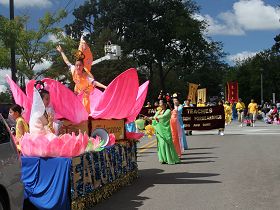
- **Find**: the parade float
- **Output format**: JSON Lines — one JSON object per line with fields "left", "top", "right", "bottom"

{"left": 7, "top": 61, "right": 149, "bottom": 209}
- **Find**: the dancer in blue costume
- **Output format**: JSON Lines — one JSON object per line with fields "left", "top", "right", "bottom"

{"left": 173, "top": 97, "right": 188, "bottom": 150}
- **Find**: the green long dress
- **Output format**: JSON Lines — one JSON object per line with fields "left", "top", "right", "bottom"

{"left": 153, "top": 109, "right": 180, "bottom": 164}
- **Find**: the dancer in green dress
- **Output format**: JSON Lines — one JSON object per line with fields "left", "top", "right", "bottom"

{"left": 152, "top": 100, "right": 180, "bottom": 164}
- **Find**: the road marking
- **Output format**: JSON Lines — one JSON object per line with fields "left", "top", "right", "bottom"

{"left": 138, "top": 140, "right": 157, "bottom": 153}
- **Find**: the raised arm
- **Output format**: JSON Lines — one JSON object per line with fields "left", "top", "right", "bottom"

{"left": 95, "top": 81, "right": 107, "bottom": 89}
{"left": 87, "top": 76, "right": 107, "bottom": 89}
{"left": 56, "top": 45, "right": 71, "bottom": 66}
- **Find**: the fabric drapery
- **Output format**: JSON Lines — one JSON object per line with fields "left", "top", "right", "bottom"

{"left": 21, "top": 157, "right": 71, "bottom": 210}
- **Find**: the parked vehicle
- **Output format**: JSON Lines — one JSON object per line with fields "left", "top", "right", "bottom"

{"left": 0, "top": 114, "right": 24, "bottom": 210}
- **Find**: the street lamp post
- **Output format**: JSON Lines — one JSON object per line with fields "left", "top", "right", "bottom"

{"left": 260, "top": 68, "right": 264, "bottom": 105}
{"left": 10, "top": 0, "right": 17, "bottom": 83}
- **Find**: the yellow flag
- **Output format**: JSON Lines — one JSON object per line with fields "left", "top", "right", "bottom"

{"left": 187, "top": 83, "right": 199, "bottom": 104}
{"left": 197, "top": 88, "right": 207, "bottom": 103}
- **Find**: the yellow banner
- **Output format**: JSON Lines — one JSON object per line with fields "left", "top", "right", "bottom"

{"left": 187, "top": 83, "right": 199, "bottom": 104}
{"left": 197, "top": 88, "right": 207, "bottom": 103}
{"left": 91, "top": 119, "right": 125, "bottom": 140}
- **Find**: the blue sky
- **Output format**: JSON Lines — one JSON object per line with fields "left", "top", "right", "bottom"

{"left": 195, "top": 0, "right": 280, "bottom": 63}
{"left": 1, "top": 0, "right": 280, "bottom": 90}
{"left": 0, "top": 0, "right": 279, "bottom": 63}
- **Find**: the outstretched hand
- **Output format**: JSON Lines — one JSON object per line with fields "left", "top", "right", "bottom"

{"left": 56, "top": 45, "right": 63, "bottom": 53}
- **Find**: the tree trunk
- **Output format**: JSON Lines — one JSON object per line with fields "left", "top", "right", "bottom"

{"left": 147, "top": 62, "right": 154, "bottom": 101}
{"left": 158, "top": 60, "right": 166, "bottom": 93}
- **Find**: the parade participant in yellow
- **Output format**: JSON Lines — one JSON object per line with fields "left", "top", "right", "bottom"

{"left": 248, "top": 99, "right": 258, "bottom": 127}
{"left": 9, "top": 104, "right": 29, "bottom": 140}
{"left": 197, "top": 98, "right": 206, "bottom": 107}
{"left": 224, "top": 101, "right": 232, "bottom": 125}
{"left": 236, "top": 98, "right": 245, "bottom": 126}
{"left": 56, "top": 45, "right": 107, "bottom": 113}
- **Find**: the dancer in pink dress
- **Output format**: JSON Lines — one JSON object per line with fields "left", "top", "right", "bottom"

{"left": 170, "top": 105, "right": 183, "bottom": 157}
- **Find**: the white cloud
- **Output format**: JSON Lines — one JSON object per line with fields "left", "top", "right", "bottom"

{"left": 194, "top": 13, "right": 245, "bottom": 36}
{"left": 33, "top": 59, "right": 52, "bottom": 72}
{"left": 227, "top": 51, "right": 258, "bottom": 63}
{"left": 0, "top": 0, "right": 52, "bottom": 8}
{"left": 197, "top": 0, "right": 280, "bottom": 36}
{"left": 47, "top": 32, "right": 66, "bottom": 43}
{"left": 234, "top": 0, "right": 280, "bottom": 30}
{"left": 0, "top": 85, "right": 7, "bottom": 92}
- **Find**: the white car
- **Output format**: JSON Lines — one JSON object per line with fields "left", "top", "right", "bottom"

{"left": 0, "top": 114, "right": 24, "bottom": 210}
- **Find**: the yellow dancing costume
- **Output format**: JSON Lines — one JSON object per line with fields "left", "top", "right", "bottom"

{"left": 15, "top": 117, "right": 29, "bottom": 139}
{"left": 224, "top": 103, "right": 232, "bottom": 124}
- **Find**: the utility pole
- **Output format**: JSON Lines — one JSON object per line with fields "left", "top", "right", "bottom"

{"left": 10, "top": 0, "right": 17, "bottom": 83}
{"left": 260, "top": 68, "right": 263, "bottom": 105}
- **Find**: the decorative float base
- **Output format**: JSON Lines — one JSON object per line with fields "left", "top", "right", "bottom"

{"left": 70, "top": 140, "right": 138, "bottom": 210}
{"left": 21, "top": 141, "right": 138, "bottom": 210}
{"left": 71, "top": 170, "right": 138, "bottom": 210}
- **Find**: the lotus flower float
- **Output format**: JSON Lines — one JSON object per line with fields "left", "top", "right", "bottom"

{"left": 6, "top": 68, "right": 149, "bottom": 124}
{"left": 20, "top": 132, "right": 116, "bottom": 157}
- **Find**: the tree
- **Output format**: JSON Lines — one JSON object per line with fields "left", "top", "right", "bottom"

{"left": 0, "top": 10, "right": 67, "bottom": 88}
{"left": 65, "top": 0, "right": 227, "bottom": 101}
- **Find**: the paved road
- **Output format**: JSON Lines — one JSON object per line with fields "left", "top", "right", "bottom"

{"left": 93, "top": 121, "right": 280, "bottom": 210}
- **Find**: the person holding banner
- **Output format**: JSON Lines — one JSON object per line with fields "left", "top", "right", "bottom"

{"left": 197, "top": 99, "right": 206, "bottom": 107}
{"left": 56, "top": 45, "right": 107, "bottom": 113}
{"left": 150, "top": 99, "right": 180, "bottom": 164}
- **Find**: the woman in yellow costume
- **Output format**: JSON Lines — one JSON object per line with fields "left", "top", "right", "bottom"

{"left": 9, "top": 104, "right": 29, "bottom": 140}
{"left": 9, "top": 104, "right": 29, "bottom": 150}
{"left": 56, "top": 45, "right": 107, "bottom": 113}
{"left": 224, "top": 101, "right": 232, "bottom": 125}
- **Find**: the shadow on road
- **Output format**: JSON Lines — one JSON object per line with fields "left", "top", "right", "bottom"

{"left": 187, "top": 147, "right": 218, "bottom": 150}
{"left": 183, "top": 152, "right": 213, "bottom": 156}
{"left": 180, "top": 156, "right": 218, "bottom": 160}
{"left": 92, "top": 169, "right": 221, "bottom": 210}
{"left": 179, "top": 160, "right": 215, "bottom": 164}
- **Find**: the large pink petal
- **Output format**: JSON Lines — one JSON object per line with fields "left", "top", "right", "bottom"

{"left": 21, "top": 134, "right": 49, "bottom": 157}
{"left": 90, "top": 68, "right": 139, "bottom": 119}
{"left": 26, "top": 80, "right": 36, "bottom": 101}
{"left": 47, "top": 136, "right": 65, "bottom": 157}
{"left": 6, "top": 76, "right": 31, "bottom": 122}
{"left": 42, "top": 78, "right": 88, "bottom": 123}
{"left": 81, "top": 132, "right": 89, "bottom": 151}
{"left": 72, "top": 138, "right": 82, "bottom": 157}
{"left": 89, "top": 88, "right": 103, "bottom": 113}
{"left": 126, "top": 81, "right": 149, "bottom": 123}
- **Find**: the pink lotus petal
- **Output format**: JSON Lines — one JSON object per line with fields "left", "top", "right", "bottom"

{"left": 126, "top": 132, "right": 144, "bottom": 140}
{"left": 48, "top": 137, "right": 65, "bottom": 157}
{"left": 127, "top": 81, "right": 149, "bottom": 122}
{"left": 80, "top": 132, "right": 89, "bottom": 153}
{"left": 90, "top": 68, "right": 139, "bottom": 119}
{"left": 42, "top": 78, "right": 88, "bottom": 123}
{"left": 6, "top": 76, "right": 32, "bottom": 122}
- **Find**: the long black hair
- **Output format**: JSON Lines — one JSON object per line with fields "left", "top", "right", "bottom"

{"left": 10, "top": 104, "right": 24, "bottom": 115}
